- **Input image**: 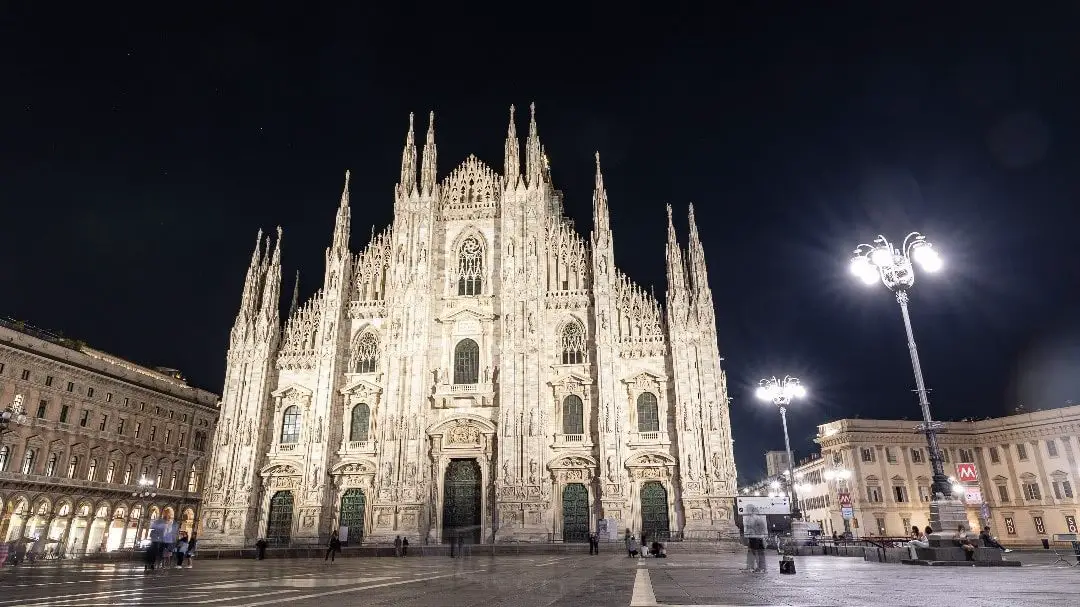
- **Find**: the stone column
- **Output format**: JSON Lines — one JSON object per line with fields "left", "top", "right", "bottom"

{"left": 79, "top": 519, "right": 94, "bottom": 555}
{"left": 117, "top": 516, "right": 131, "bottom": 551}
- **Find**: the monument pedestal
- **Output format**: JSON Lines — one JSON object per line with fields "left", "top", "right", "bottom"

{"left": 901, "top": 498, "right": 1021, "bottom": 567}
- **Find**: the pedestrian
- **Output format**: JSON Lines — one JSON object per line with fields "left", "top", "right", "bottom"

{"left": 185, "top": 532, "right": 198, "bottom": 568}
{"left": 401, "top": 537, "right": 409, "bottom": 557}
{"left": 255, "top": 538, "right": 268, "bottom": 560}
{"left": 0, "top": 541, "right": 9, "bottom": 568}
{"left": 325, "top": 531, "right": 341, "bottom": 564}
{"left": 979, "top": 526, "right": 1012, "bottom": 553}
{"left": 748, "top": 536, "right": 767, "bottom": 573}
{"left": 394, "top": 535, "right": 402, "bottom": 557}
{"left": 625, "top": 534, "right": 640, "bottom": 558}
{"left": 907, "top": 526, "right": 931, "bottom": 560}
{"left": 146, "top": 517, "right": 166, "bottom": 571}
{"left": 173, "top": 532, "right": 189, "bottom": 568}
{"left": 588, "top": 533, "right": 599, "bottom": 555}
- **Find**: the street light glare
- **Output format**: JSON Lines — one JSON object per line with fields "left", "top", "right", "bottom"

{"left": 912, "top": 244, "right": 943, "bottom": 272}
{"left": 791, "top": 384, "right": 807, "bottom": 398}
{"left": 870, "top": 247, "right": 893, "bottom": 267}
{"left": 754, "top": 386, "right": 771, "bottom": 401}
{"left": 859, "top": 270, "right": 879, "bottom": 285}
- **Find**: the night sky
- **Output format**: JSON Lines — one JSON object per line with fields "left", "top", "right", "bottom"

{"left": 6, "top": 4, "right": 1080, "bottom": 481}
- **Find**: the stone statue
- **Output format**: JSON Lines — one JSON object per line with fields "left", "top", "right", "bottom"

{"left": 316, "top": 416, "right": 323, "bottom": 443}
{"left": 685, "top": 453, "right": 696, "bottom": 479}
{"left": 606, "top": 456, "right": 616, "bottom": 482}
{"left": 483, "top": 366, "right": 490, "bottom": 382}
{"left": 599, "top": 310, "right": 607, "bottom": 329}
{"left": 502, "top": 460, "right": 513, "bottom": 483}
{"left": 528, "top": 459, "right": 538, "bottom": 485}
{"left": 492, "top": 365, "right": 499, "bottom": 382}
{"left": 382, "top": 462, "right": 393, "bottom": 484}
{"left": 528, "top": 312, "right": 535, "bottom": 333}
{"left": 528, "top": 409, "right": 537, "bottom": 436}
{"left": 712, "top": 453, "right": 724, "bottom": 480}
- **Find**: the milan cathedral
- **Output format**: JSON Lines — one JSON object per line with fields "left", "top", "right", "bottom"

{"left": 200, "top": 104, "right": 738, "bottom": 547}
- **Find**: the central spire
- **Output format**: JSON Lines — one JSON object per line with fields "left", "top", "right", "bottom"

{"left": 592, "top": 151, "right": 610, "bottom": 237}
{"left": 330, "top": 170, "right": 351, "bottom": 257}
{"left": 525, "top": 102, "right": 544, "bottom": 187}
{"left": 504, "top": 104, "right": 520, "bottom": 186}
{"left": 399, "top": 112, "right": 417, "bottom": 195}
{"left": 420, "top": 111, "right": 438, "bottom": 195}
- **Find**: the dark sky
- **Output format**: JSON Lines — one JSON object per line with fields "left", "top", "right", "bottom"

{"left": 5, "top": 4, "right": 1080, "bottom": 481}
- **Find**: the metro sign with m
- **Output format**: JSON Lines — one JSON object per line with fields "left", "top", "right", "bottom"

{"left": 955, "top": 462, "right": 979, "bottom": 483}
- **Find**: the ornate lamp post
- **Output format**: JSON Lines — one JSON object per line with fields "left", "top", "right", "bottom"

{"left": 132, "top": 478, "right": 157, "bottom": 499}
{"left": 0, "top": 402, "right": 28, "bottom": 437}
{"left": 850, "top": 233, "right": 952, "bottom": 500}
{"left": 756, "top": 376, "right": 807, "bottom": 520}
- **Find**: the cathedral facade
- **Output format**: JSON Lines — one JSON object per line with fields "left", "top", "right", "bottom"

{"left": 200, "top": 105, "right": 738, "bottom": 547}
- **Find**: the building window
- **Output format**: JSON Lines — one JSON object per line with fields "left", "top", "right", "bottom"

{"left": 66, "top": 381, "right": 74, "bottom": 392}
{"left": 911, "top": 448, "right": 924, "bottom": 463}
{"left": 156, "top": 469, "right": 163, "bottom": 487}
{"left": 117, "top": 419, "right": 125, "bottom": 435}
{"left": 1033, "top": 516, "right": 1046, "bottom": 535}
{"left": 959, "top": 449, "right": 974, "bottom": 463}
{"left": 59, "top": 405, "right": 69, "bottom": 423}
{"left": 45, "top": 453, "right": 57, "bottom": 476}
{"left": 453, "top": 338, "right": 480, "bottom": 384}
{"left": 353, "top": 332, "right": 379, "bottom": 373}
{"left": 99, "top": 415, "right": 108, "bottom": 431}
{"left": 350, "top": 404, "right": 371, "bottom": 442}
{"left": 165, "top": 429, "right": 171, "bottom": 444}
{"left": 193, "top": 432, "right": 205, "bottom": 451}
{"left": 867, "top": 486, "right": 883, "bottom": 503}
{"left": 87, "top": 387, "right": 95, "bottom": 398}
{"left": 561, "top": 322, "right": 586, "bottom": 364}
{"left": 875, "top": 517, "right": 886, "bottom": 534}
{"left": 456, "top": 236, "right": 484, "bottom": 295}
{"left": 860, "top": 448, "right": 874, "bottom": 463}
{"left": 87, "top": 459, "right": 97, "bottom": 481}
{"left": 885, "top": 448, "right": 897, "bottom": 464}
{"left": 1016, "top": 444, "right": 1028, "bottom": 461}
{"left": 1053, "top": 481, "right": 1074, "bottom": 499}
{"left": 21, "top": 449, "right": 35, "bottom": 474}
{"left": 67, "top": 456, "right": 79, "bottom": 479}
{"left": 123, "top": 464, "right": 133, "bottom": 485}
{"left": 106, "top": 392, "right": 113, "bottom": 403}
{"left": 106, "top": 461, "right": 116, "bottom": 483}
{"left": 45, "top": 375, "right": 53, "bottom": 386}
{"left": 135, "top": 422, "right": 142, "bottom": 439}
{"left": 1047, "top": 440, "right": 1059, "bottom": 458}
{"left": 21, "top": 369, "right": 30, "bottom": 380}
{"left": 1023, "top": 482, "right": 1041, "bottom": 501}
{"left": 0, "top": 362, "right": 4, "bottom": 373}
{"left": 562, "top": 395, "right": 584, "bottom": 434}
{"left": 918, "top": 485, "right": 931, "bottom": 502}
{"left": 178, "top": 432, "right": 185, "bottom": 447}
{"left": 893, "top": 485, "right": 909, "bottom": 503}
{"left": 940, "top": 449, "right": 950, "bottom": 463}
{"left": 36, "top": 400, "right": 47, "bottom": 419}
{"left": 170, "top": 470, "right": 178, "bottom": 490}
{"left": 636, "top": 392, "right": 660, "bottom": 433}
{"left": 188, "top": 466, "right": 199, "bottom": 492}
{"left": 80, "top": 410, "right": 89, "bottom": 427}
{"left": 281, "top": 406, "right": 301, "bottom": 444}
{"left": 149, "top": 426, "right": 157, "bottom": 441}
{"left": 989, "top": 447, "right": 1000, "bottom": 464}
{"left": 997, "top": 485, "right": 1010, "bottom": 503}
{"left": 0, "top": 446, "right": 9, "bottom": 472}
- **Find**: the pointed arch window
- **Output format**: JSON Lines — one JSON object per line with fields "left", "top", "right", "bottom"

{"left": 562, "top": 395, "right": 584, "bottom": 435}
{"left": 87, "top": 459, "right": 97, "bottom": 481}
{"left": 350, "top": 403, "right": 371, "bottom": 442}
{"left": 457, "top": 237, "right": 484, "bottom": 296}
{"left": 170, "top": 470, "right": 178, "bottom": 490}
{"left": 561, "top": 322, "right": 586, "bottom": 364}
{"left": 0, "top": 445, "right": 8, "bottom": 472}
{"left": 355, "top": 332, "right": 379, "bottom": 373}
{"left": 123, "top": 464, "right": 133, "bottom": 485}
{"left": 281, "top": 405, "right": 301, "bottom": 444}
{"left": 636, "top": 392, "right": 660, "bottom": 433}
{"left": 106, "top": 461, "right": 116, "bottom": 483}
{"left": 68, "top": 455, "right": 79, "bottom": 479}
{"left": 188, "top": 465, "right": 199, "bottom": 492}
{"left": 21, "top": 449, "right": 35, "bottom": 474}
{"left": 45, "top": 453, "right": 58, "bottom": 476}
{"left": 454, "top": 339, "right": 480, "bottom": 384}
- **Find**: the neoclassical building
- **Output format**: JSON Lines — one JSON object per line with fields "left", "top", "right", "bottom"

{"left": 0, "top": 320, "right": 219, "bottom": 555}
{"left": 201, "top": 105, "right": 738, "bottom": 547}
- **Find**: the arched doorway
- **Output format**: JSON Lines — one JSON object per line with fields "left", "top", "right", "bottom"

{"left": 561, "top": 483, "right": 590, "bottom": 543}
{"left": 266, "top": 491, "right": 294, "bottom": 546}
{"left": 339, "top": 488, "right": 366, "bottom": 544}
{"left": 442, "top": 459, "right": 481, "bottom": 544}
{"left": 640, "top": 481, "right": 670, "bottom": 541}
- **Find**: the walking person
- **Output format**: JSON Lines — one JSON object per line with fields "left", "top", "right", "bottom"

{"left": 394, "top": 535, "right": 402, "bottom": 557}
{"left": 173, "top": 532, "right": 189, "bottom": 569}
{"left": 146, "top": 516, "right": 166, "bottom": 572}
{"left": 588, "top": 533, "right": 599, "bottom": 555}
{"left": 255, "top": 538, "right": 268, "bottom": 560}
{"left": 748, "top": 536, "right": 767, "bottom": 573}
{"left": 325, "top": 531, "right": 341, "bottom": 564}
{"left": 401, "top": 537, "right": 409, "bottom": 557}
{"left": 185, "top": 532, "right": 198, "bottom": 568}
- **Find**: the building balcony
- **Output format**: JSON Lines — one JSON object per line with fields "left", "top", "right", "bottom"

{"left": 627, "top": 431, "right": 670, "bottom": 447}
{"left": 552, "top": 433, "right": 593, "bottom": 449}
{"left": 431, "top": 382, "right": 496, "bottom": 408}
{"left": 337, "top": 438, "right": 377, "bottom": 456}
{"left": 275, "top": 443, "right": 299, "bottom": 453}
{"left": 0, "top": 471, "right": 199, "bottom": 499}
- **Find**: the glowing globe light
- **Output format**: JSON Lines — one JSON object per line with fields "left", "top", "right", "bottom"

{"left": 870, "top": 247, "right": 893, "bottom": 267}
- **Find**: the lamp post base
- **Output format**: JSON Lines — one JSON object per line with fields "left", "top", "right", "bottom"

{"left": 926, "top": 497, "right": 970, "bottom": 545}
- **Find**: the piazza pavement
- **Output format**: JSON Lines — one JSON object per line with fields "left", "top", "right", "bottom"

{"left": 0, "top": 546, "right": 1076, "bottom": 606}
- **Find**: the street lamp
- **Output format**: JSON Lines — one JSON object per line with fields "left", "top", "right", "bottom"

{"left": 0, "top": 402, "right": 28, "bottom": 437}
{"left": 132, "top": 478, "right": 157, "bottom": 499}
{"left": 850, "top": 232, "right": 952, "bottom": 499}
{"left": 756, "top": 376, "right": 807, "bottom": 520}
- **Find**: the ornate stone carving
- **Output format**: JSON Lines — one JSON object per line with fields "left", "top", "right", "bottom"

{"left": 447, "top": 422, "right": 481, "bottom": 445}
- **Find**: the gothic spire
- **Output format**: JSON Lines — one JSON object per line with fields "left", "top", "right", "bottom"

{"left": 237, "top": 228, "right": 264, "bottom": 322}
{"left": 330, "top": 170, "right": 351, "bottom": 258}
{"left": 399, "top": 112, "right": 417, "bottom": 196}
{"left": 525, "top": 102, "right": 544, "bottom": 186}
{"left": 687, "top": 203, "right": 709, "bottom": 291}
{"left": 258, "top": 226, "right": 283, "bottom": 330}
{"left": 288, "top": 269, "right": 300, "bottom": 319}
{"left": 420, "top": 111, "right": 438, "bottom": 195}
{"left": 665, "top": 204, "right": 689, "bottom": 300}
{"left": 504, "top": 104, "right": 520, "bottom": 186}
{"left": 592, "top": 152, "right": 611, "bottom": 237}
